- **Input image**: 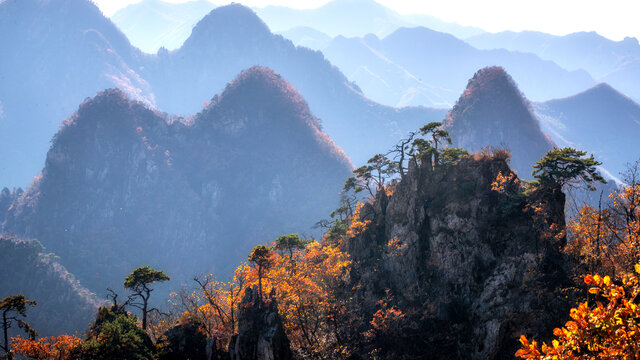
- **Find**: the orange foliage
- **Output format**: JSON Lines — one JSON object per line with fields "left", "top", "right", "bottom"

{"left": 172, "top": 270, "right": 245, "bottom": 350}
{"left": 346, "top": 202, "right": 371, "bottom": 238}
{"left": 491, "top": 171, "right": 518, "bottom": 193}
{"left": 11, "top": 335, "right": 82, "bottom": 360}
{"left": 178, "top": 239, "right": 350, "bottom": 357}
{"left": 237, "top": 240, "right": 350, "bottom": 356}
{"left": 565, "top": 185, "right": 640, "bottom": 277}
{"left": 516, "top": 265, "right": 640, "bottom": 359}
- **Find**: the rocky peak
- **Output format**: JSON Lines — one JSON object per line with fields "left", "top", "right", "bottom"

{"left": 229, "top": 287, "right": 292, "bottom": 360}
{"left": 444, "top": 66, "right": 554, "bottom": 179}
{"left": 342, "top": 154, "right": 573, "bottom": 359}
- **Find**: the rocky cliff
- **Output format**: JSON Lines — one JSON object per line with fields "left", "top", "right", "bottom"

{"left": 229, "top": 287, "right": 292, "bottom": 360}
{"left": 340, "top": 153, "right": 574, "bottom": 359}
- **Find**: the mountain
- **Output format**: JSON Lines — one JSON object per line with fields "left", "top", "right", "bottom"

{"left": 0, "top": 1, "right": 444, "bottom": 187}
{"left": 368, "top": 27, "right": 595, "bottom": 105}
{"left": 0, "top": 0, "right": 153, "bottom": 188}
{"left": 534, "top": 83, "right": 640, "bottom": 181}
{"left": 321, "top": 27, "right": 595, "bottom": 109}
{"left": 0, "top": 235, "right": 99, "bottom": 336}
{"left": 466, "top": 31, "right": 640, "bottom": 102}
{"left": 444, "top": 67, "right": 555, "bottom": 177}
{"left": 142, "top": 4, "right": 447, "bottom": 166}
{"left": 109, "top": 0, "right": 484, "bottom": 54}
{"left": 277, "top": 26, "right": 332, "bottom": 51}
{"left": 254, "top": 0, "right": 484, "bottom": 39}
{"left": 322, "top": 34, "right": 455, "bottom": 108}
{"left": 111, "top": 0, "right": 216, "bottom": 53}
{"left": 2, "top": 67, "right": 352, "bottom": 301}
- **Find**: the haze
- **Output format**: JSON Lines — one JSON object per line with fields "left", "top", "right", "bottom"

{"left": 93, "top": 0, "right": 640, "bottom": 41}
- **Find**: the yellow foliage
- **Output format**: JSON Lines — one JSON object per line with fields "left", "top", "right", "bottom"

{"left": 11, "top": 334, "right": 82, "bottom": 360}
{"left": 346, "top": 202, "right": 371, "bottom": 237}
{"left": 516, "top": 264, "right": 640, "bottom": 359}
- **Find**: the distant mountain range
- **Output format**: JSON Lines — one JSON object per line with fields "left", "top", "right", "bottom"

{"left": 110, "top": 0, "right": 484, "bottom": 53}
{"left": 0, "top": 0, "right": 444, "bottom": 188}
{"left": 467, "top": 31, "right": 640, "bottom": 102}
{"left": 254, "top": 0, "right": 484, "bottom": 39}
{"left": 111, "top": 0, "right": 215, "bottom": 53}
{"left": 1, "top": 68, "right": 352, "bottom": 333}
{"left": 534, "top": 83, "right": 640, "bottom": 182}
{"left": 322, "top": 28, "right": 595, "bottom": 108}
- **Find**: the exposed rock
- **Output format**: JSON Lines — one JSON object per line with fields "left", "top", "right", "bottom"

{"left": 229, "top": 287, "right": 292, "bottom": 360}
{"left": 341, "top": 155, "right": 575, "bottom": 359}
{"left": 157, "top": 318, "right": 223, "bottom": 360}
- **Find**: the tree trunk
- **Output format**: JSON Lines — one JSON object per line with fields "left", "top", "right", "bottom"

{"left": 2, "top": 311, "right": 12, "bottom": 360}
{"left": 142, "top": 295, "right": 148, "bottom": 331}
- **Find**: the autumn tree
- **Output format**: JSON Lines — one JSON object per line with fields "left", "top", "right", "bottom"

{"left": 124, "top": 266, "right": 170, "bottom": 331}
{"left": 516, "top": 265, "right": 640, "bottom": 359}
{"left": 248, "top": 245, "right": 273, "bottom": 301}
{"left": 565, "top": 163, "right": 640, "bottom": 278}
{"left": 532, "top": 148, "right": 605, "bottom": 190}
{"left": 1, "top": 295, "right": 36, "bottom": 360}
{"left": 239, "top": 239, "right": 350, "bottom": 358}
{"left": 11, "top": 334, "right": 82, "bottom": 360}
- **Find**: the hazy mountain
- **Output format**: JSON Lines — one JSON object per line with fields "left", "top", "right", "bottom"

{"left": 0, "top": 0, "right": 153, "bottom": 188}
{"left": 109, "top": 0, "right": 484, "bottom": 53}
{"left": 444, "top": 67, "right": 555, "bottom": 177}
{"left": 143, "top": 4, "right": 447, "bottom": 166}
{"left": 3, "top": 67, "right": 352, "bottom": 298}
{"left": 322, "top": 34, "right": 455, "bottom": 108}
{"left": 0, "top": 235, "right": 99, "bottom": 336}
{"left": 111, "top": 0, "right": 216, "bottom": 53}
{"left": 255, "top": 0, "right": 484, "bottom": 39}
{"left": 368, "top": 27, "right": 595, "bottom": 104}
{"left": 1, "top": 1, "right": 444, "bottom": 188}
{"left": 467, "top": 31, "right": 640, "bottom": 102}
{"left": 534, "top": 83, "right": 640, "bottom": 181}
{"left": 277, "top": 26, "right": 332, "bottom": 51}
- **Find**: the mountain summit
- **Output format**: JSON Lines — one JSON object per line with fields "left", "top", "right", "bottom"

{"left": 444, "top": 66, "right": 555, "bottom": 177}
{"left": 2, "top": 68, "right": 352, "bottom": 326}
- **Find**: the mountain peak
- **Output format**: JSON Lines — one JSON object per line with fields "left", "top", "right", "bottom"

{"left": 185, "top": 3, "right": 271, "bottom": 47}
{"left": 445, "top": 66, "right": 554, "bottom": 177}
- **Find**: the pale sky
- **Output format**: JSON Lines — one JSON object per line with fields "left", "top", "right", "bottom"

{"left": 93, "top": 0, "right": 640, "bottom": 41}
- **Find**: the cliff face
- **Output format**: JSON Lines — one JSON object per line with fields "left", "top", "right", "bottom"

{"left": 2, "top": 67, "right": 352, "bottom": 314}
{"left": 342, "top": 155, "right": 573, "bottom": 359}
{"left": 229, "top": 287, "right": 292, "bottom": 360}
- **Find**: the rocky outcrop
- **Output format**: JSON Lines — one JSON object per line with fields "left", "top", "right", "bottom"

{"left": 229, "top": 287, "right": 292, "bottom": 360}
{"left": 157, "top": 318, "right": 222, "bottom": 360}
{"left": 342, "top": 154, "right": 574, "bottom": 359}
